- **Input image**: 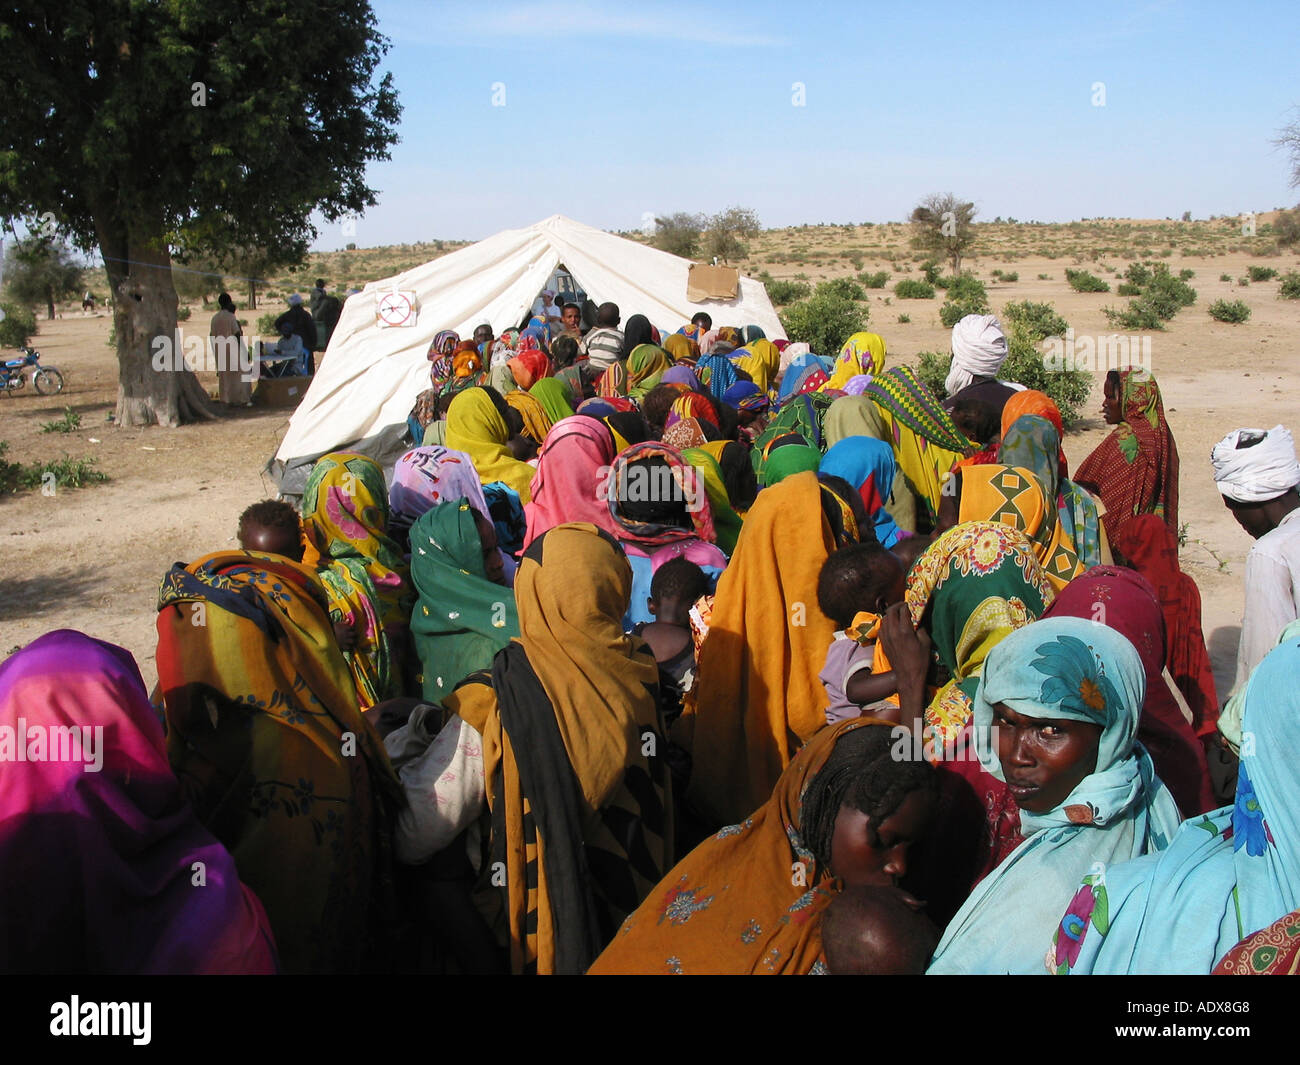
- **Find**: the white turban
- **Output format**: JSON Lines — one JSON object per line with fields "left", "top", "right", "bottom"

{"left": 1211, "top": 426, "right": 1300, "bottom": 503}
{"left": 946, "top": 314, "right": 1009, "bottom": 397}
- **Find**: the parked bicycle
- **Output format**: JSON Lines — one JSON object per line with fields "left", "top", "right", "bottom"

{"left": 1, "top": 346, "right": 64, "bottom": 395}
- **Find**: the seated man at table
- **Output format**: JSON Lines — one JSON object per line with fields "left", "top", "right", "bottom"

{"left": 269, "top": 323, "right": 307, "bottom": 373}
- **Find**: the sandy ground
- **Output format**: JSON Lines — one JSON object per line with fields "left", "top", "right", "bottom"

{"left": 2, "top": 251, "right": 1299, "bottom": 697}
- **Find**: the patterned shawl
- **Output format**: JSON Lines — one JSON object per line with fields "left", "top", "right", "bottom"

{"left": 156, "top": 551, "right": 402, "bottom": 973}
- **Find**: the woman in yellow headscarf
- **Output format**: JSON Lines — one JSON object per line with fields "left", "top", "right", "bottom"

{"left": 504, "top": 389, "right": 554, "bottom": 448}
{"left": 662, "top": 333, "right": 699, "bottom": 364}
{"left": 676, "top": 471, "right": 837, "bottom": 828}
{"left": 444, "top": 386, "right": 536, "bottom": 500}
{"left": 954, "top": 464, "right": 1087, "bottom": 591}
{"left": 433, "top": 523, "right": 672, "bottom": 973}
{"left": 826, "top": 332, "right": 886, "bottom": 391}
{"left": 732, "top": 338, "right": 780, "bottom": 393}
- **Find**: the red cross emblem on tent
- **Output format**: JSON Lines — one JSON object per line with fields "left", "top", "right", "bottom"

{"left": 376, "top": 290, "right": 417, "bottom": 328}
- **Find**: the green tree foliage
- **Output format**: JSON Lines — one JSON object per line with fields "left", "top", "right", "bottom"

{"left": 0, "top": 1, "right": 400, "bottom": 426}
{"left": 1274, "top": 207, "right": 1300, "bottom": 250}
{"left": 651, "top": 212, "right": 706, "bottom": 258}
{"left": 2, "top": 232, "right": 85, "bottom": 319}
{"left": 0, "top": 302, "right": 37, "bottom": 348}
{"left": 702, "top": 207, "right": 762, "bottom": 262}
{"left": 910, "top": 194, "right": 977, "bottom": 275}
{"left": 779, "top": 283, "right": 868, "bottom": 356}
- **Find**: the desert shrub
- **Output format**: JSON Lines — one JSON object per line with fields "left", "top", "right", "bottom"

{"left": 939, "top": 276, "right": 991, "bottom": 328}
{"left": 1247, "top": 266, "right": 1277, "bottom": 282}
{"left": 1208, "top": 299, "right": 1251, "bottom": 323}
{"left": 0, "top": 302, "right": 37, "bottom": 349}
{"left": 1238, "top": 277, "right": 1250, "bottom": 287}
{"left": 1178, "top": 268, "right": 1195, "bottom": 281}
{"left": 945, "top": 274, "right": 987, "bottom": 303}
{"left": 1124, "top": 262, "right": 1153, "bottom": 286}
{"left": 765, "top": 278, "right": 812, "bottom": 305}
{"left": 1219, "top": 273, "right": 1232, "bottom": 282}
{"left": 897, "top": 314, "right": 910, "bottom": 323}
{"left": 894, "top": 279, "right": 936, "bottom": 299}
{"left": 999, "top": 271, "right": 1019, "bottom": 282}
{"left": 919, "top": 259, "right": 942, "bottom": 284}
{"left": 40, "top": 407, "right": 81, "bottom": 433}
{"left": 779, "top": 288, "right": 868, "bottom": 355}
{"left": 176, "top": 305, "right": 192, "bottom": 322}
{"left": 1037, "top": 273, "right": 1050, "bottom": 280}
{"left": 1065, "top": 268, "right": 1110, "bottom": 293}
{"left": 1279, "top": 272, "right": 1300, "bottom": 299}
{"left": 1001, "top": 300, "right": 1068, "bottom": 343}
{"left": 1117, "top": 283, "right": 1142, "bottom": 296}
{"left": 858, "top": 270, "right": 890, "bottom": 288}
{"left": 817, "top": 277, "right": 866, "bottom": 302}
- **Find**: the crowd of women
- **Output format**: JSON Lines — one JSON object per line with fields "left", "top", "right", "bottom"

{"left": 2, "top": 307, "right": 1296, "bottom": 977}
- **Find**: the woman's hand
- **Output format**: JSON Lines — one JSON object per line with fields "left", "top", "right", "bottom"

{"left": 879, "top": 603, "right": 932, "bottom": 731}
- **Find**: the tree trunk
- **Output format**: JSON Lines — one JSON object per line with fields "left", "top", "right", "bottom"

{"left": 105, "top": 222, "right": 220, "bottom": 427}
{"left": 248, "top": 278, "right": 258, "bottom": 310}
{"left": 45, "top": 285, "right": 55, "bottom": 320}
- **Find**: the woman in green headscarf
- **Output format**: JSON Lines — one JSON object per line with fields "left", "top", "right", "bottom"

{"left": 530, "top": 377, "right": 576, "bottom": 427}
{"left": 760, "top": 436, "right": 822, "bottom": 487}
{"left": 409, "top": 499, "right": 520, "bottom": 705}
{"left": 626, "top": 344, "right": 672, "bottom": 400}
{"left": 681, "top": 446, "right": 744, "bottom": 556}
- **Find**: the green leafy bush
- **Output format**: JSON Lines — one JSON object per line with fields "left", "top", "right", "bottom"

{"left": 0, "top": 302, "right": 37, "bottom": 349}
{"left": 919, "top": 259, "right": 942, "bottom": 284}
{"left": 1103, "top": 263, "right": 1197, "bottom": 329}
{"left": 1208, "top": 299, "right": 1251, "bottom": 323}
{"left": 858, "top": 270, "right": 890, "bottom": 288}
{"left": 897, "top": 314, "right": 910, "bottom": 323}
{"left": 1001, "top": 300, "right": 1068, "bottom": 343}
{"left": 1116, "top": 283, "right": 1142, "bottom": 296}
{"left": 779, "top": 288, "right": 869, "bottom": 355}
{"left": 939, "top": 275, "right": 992, "bottom": 328}
{"left": 1124, "top": 262, "right": 1152, "bottom": 286}
{"left": 0, "top": 441, "right": 107, "bottom": 494}
{"left": 894, "top": 279, "right": 936, "bottom": 299}
{"left": 764, "top": 278, "right": 812, "bottom": 305}
{"left": 1279, "top": 273, "right": 1300, "bottom": 299}
{"left": 1065, "top": 268, "right": 1110, "bottom": 293}
{"left": 1037, "top": 273, "right": 1050, "bottom": 280}
{"left": 40, "top": 407, "right": 81, "bottom": 433}
{"left": 1247, "top": 266, "right": 1277, "bottom": 282}
{"left": 817, "top": 277, "right": 866, "bottom": 302}
{"left": 999, "top": 271, "right": 1019, "bottom": 282}
{"left": 1219, "top": 273, "right": 1232, "bottom": 282}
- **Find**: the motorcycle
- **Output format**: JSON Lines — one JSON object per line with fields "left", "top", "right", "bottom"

{"left": 1, "top": 346, "right": 64, "bottom": 395}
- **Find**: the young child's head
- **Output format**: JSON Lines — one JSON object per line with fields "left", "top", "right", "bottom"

{"left": 816, "top": 541, "right": 906, "bottom": 630}
{"left": 238, "top": 499, "right": 304, "bottom": 561}
{"left": 890, "top": 533, "right": 932, "bottom": 574}
{"left": 949, "top": 397, "right": 1000, "bottom": 450}
{"left": 648, "top": 556, "right": 710, "bottom": 627}
{"left": 822, "top": 884, "right": 938, "bottom": 975}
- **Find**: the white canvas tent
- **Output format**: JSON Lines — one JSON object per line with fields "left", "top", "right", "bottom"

{"left": 268, "top": 214, "right": 786, "bottom": 494}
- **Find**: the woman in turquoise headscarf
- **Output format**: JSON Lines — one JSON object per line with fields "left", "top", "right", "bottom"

{"left": 695, "top": 352, "right": 738, "bottom": 404}
{"left": 819, "top": 436, "right": 903, "bottom": 548}
{"left": 1050, "top": 635, "right": 1300, "bottom": 975}
{"left": 409, "top": 499, "right": 520, "bottom": 705}
{"left": 926, "top": 617, "right": 1181, "bottom": 975}
{"left": 999, "top": 414, "right": 1107, "bottom": 569}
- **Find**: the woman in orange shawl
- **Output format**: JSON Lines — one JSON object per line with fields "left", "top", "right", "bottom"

{"left": 676, "top": 471, "right": 837, "bottom": 828}
{"left": 589, "top": 719, "right": 938, "bottom": 974}
{"left": 505, "top": 349, "right": 551, "bottom": 391}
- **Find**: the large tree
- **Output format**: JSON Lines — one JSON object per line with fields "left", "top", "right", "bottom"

{"left": 703, "top": 206, "right": 761, "bottom": 263}
{"left": 910, "top": 193, "right": 978, "bottom": 276}
{"left": 0, "top": 2, "right": 400, "bottom": 425}
{"left": 2, "top": 231, "right": 85, "bottom": 320}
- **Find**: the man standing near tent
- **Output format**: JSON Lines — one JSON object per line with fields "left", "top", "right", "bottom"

{"left": 313, "top": 283, "right": 343, "bottom": 351}
{"left": 275, "top": 293, "right": 318, "bottom": 374}
{"left": 580, "top": 302, "right": 623, "bottom": 376}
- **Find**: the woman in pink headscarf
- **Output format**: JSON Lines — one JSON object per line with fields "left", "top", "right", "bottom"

{"left": 0, "top": 630, "right": 277, "bottom": 973}
{"left": 523, "top": 415, "right": 623, "bottom": 548}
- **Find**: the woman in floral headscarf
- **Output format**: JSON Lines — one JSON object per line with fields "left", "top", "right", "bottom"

{"left": 1074, "top": 369, "right": 1179, "bottom": 542}
{"left": 826, "top": 332, "right": 886, "bottom": 392}
{"left": 302, "top": 452, "right": 413, "bottom": 708}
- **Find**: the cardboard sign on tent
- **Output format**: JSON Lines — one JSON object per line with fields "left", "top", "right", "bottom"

{"left": 268, "top": 214, "right": 786, "bottom": 496}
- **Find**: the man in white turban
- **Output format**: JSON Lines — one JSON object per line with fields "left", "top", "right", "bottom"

{"left": 1211, "top": 425, "right": 1300, "bottom": 693}
{"left": 942, "top": 313, "right": 1025, "bottom": 415}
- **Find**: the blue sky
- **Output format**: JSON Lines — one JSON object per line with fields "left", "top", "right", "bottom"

{"left": 315, "top": 0, "right": 1300, "bottom": 248}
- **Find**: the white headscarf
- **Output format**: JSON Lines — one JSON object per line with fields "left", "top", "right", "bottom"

{"left": 946, "top": 313, "right": 1009, "bottom": 397}
{"left": 1211, "top": 426, "right": 1300, "bottom": 503}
